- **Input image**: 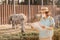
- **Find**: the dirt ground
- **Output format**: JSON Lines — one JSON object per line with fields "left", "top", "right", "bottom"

{"left": 0, "top": 24, "right": 38, "bottom": 35}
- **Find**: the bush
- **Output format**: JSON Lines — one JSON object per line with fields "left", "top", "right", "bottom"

{"left": 53, "top": 29, "right": 60, "bottom": 40}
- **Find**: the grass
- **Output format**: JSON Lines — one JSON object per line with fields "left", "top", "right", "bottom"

{"left": 0, "top": 29, "right": 60, "bottom": 40}
{"left": 0, "top": 25, "right": 60, "bottom": 40}
{"left": 0, "top": 32, "right": 39, "bottom": 40}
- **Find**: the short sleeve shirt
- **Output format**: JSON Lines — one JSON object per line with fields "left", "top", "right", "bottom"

{"left": 39, "top": 16, "right": 55, "bottom": 38}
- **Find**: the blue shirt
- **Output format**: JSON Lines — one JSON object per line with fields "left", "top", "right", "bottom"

{"left": 39, "top": 16, "right": 55, "bottom": 38}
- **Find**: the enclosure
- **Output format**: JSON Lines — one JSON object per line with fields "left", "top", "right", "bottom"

{"left": 0, "top": 0, "right": 59, "bottom": 40}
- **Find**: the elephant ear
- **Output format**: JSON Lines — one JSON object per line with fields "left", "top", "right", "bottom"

{"left": 19, "top": 13, "right": 27, "bottom": 23}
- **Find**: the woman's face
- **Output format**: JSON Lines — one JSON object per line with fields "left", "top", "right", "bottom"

{"left": 41, "top": 10, "right": 49, "bottom": 18}
{"left": 41, "top": 11, "right": 47, "bottom": 18}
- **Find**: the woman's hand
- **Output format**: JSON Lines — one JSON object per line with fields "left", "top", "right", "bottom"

{"left": 41, "top": 26, "right": 46, "bottom": 29}
{"left": 47, "top": 27, "right": 53, "bottom": 30}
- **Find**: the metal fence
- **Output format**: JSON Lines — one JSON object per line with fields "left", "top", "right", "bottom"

{"left": 0, "top": 4, "right": 54, "bottom": 24}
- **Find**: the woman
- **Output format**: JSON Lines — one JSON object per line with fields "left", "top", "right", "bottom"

{"left": 29, "top": 7, "right": 55, "bottom": 40}
{"left": 39, "top": 7, "right": 55, "bottom": 40}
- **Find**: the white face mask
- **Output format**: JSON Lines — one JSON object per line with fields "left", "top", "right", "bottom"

{"left": 42, "top": 14, "right": 46, "bottom": 18}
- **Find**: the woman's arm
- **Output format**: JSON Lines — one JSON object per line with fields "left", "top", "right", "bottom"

{"left": 46, "top": 25, "right": 54, "bottom": 30}
{"left": 46, "top": 17, "right": 55, "bottom": 30}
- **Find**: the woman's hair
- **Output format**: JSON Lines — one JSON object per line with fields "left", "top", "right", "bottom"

{"left": 46, "top": 11, "right": 52, "bottom": 16}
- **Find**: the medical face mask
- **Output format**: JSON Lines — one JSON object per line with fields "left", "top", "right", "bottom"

{"left": 42, "top": 14, "right": 46, "bottom": 18}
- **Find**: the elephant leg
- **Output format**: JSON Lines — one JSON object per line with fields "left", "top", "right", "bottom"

{"left": 16, "top": 23, "right": 18, "bottom": 29}
{"left": 12, "top": 23, "right": 15, "bottom": 29}
{"left": 12, "top": 21, "right": 15, "bottom": 29}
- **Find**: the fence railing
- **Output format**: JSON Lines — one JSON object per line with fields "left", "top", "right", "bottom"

{"left": 0, "top": 5, "right": 55, "bottom": 24}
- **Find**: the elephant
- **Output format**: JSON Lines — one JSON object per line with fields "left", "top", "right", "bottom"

{"left": 8, "top": 13, "right": 27, "bottom": 30}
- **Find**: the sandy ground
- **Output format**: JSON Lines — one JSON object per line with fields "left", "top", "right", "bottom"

{"left": 0, "top": 24, "right": 38, "bottom": 34}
